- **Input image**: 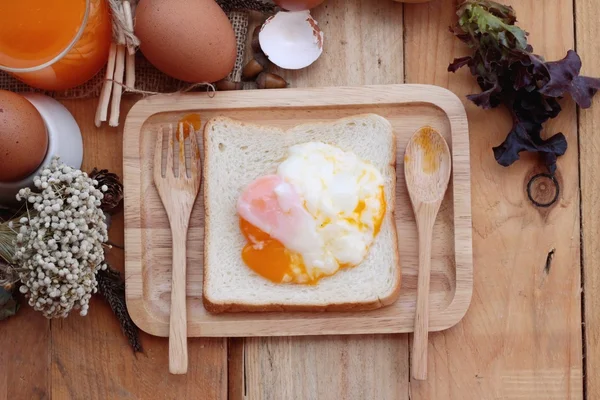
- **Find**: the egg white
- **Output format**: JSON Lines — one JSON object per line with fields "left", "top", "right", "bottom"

{"left": 275, "top": 142, "right": 385, "bottom": 279}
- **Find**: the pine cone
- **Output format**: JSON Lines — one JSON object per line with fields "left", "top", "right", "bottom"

{"left": 90, "top": 168, "right": 124, "bottom": 213}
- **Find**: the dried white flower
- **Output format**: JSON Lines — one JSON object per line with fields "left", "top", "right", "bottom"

{"left": 14, "top": 157, "right": 108, "bottom": 318}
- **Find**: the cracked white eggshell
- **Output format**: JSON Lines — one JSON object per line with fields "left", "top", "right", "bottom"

{"left": 259, "top": 11, "right": 324, "bottom": 70}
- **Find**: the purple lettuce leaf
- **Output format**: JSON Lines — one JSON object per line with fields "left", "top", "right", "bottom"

{"left": 449, "top": 0, "right": 600, "bottom": 173}
{"left": 493, "top": 121, "right": 567, "bottom": 174}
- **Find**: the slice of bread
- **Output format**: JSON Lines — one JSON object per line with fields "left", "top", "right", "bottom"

{"left": 203, "top": 114, "right": 400, "bottom": 313}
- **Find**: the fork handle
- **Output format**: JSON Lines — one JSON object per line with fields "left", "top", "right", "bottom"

{"left": 169, "top": 226, "right": 188, "bottom": 374}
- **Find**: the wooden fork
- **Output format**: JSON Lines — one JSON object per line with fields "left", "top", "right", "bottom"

{"left": 154, "top": 123, "right": 202, "bottom": 374}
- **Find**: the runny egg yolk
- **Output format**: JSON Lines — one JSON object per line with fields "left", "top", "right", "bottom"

{"left": 351, "top": 188, "right": 386, "bottom": 236}
{"left": 239, "top": 186, "right": 386, "bottom": 285}
{"left": 240, "top": 218, "right": 310, "bottom": 284}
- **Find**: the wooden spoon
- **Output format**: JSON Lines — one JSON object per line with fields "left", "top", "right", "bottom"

{"left": 404, "top": 126, "right": 451, "bottom": 380}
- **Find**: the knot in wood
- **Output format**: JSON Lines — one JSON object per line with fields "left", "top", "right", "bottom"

{"left": 527, "top": 173, "right": 559, "bottom": 208}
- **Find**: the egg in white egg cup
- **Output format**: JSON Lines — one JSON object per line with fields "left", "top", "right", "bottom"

{"left": 0, "top": 94, "right": 83, "bottom": 206}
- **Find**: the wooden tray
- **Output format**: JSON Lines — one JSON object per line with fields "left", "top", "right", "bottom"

{"left": 123, "top": 84, "right": 473, "bottom": 337}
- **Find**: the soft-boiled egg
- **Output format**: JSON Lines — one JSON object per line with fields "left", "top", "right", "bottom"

{"left": 237, "top": 142, "right": 386, "bottom": 285}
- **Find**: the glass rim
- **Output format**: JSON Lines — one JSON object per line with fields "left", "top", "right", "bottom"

{"left": 0, "top": 0, "right": 91, "bottom": 73}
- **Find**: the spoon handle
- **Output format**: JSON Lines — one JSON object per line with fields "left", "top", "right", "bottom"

{"left": 412, "top": 205, "right": 437, "bottom": 380}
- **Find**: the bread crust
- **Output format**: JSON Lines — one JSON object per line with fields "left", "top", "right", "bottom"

{"left": 202, "top": 115, "right": 401, "bottom": 314}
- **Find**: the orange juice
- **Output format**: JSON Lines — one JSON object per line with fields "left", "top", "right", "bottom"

{"left": 0, "top": 0, "right": 112, "bottom": 91}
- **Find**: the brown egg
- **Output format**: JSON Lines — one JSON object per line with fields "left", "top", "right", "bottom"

{"left": 135, "top": 0, "right": 237, "bottom": 83}
{"left": 274, "top": 0, "right": 326, "bottom": 11}
{"left": 0, "top": 90, "right": 48, "bottom": 182}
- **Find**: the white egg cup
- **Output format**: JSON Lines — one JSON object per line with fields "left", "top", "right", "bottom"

{"left": 0, "top": 94, "right": 83, "bottom": 207}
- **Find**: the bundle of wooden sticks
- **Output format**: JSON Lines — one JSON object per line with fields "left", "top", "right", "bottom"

{"left": 95, "top": 0, "right": 138, "bottom": 128}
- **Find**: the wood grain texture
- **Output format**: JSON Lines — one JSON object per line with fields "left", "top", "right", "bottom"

{"left": 1, "top": 2, "right": 591, "bottom": 399}
{"left": 575, "top": 0, "right": 600, "bottom": 398}
{"left": 123, "top": 85, "right": 472, "bottom": 337}
{"left": 244, "top": 335, "right": 408, "bottom": 400}
{"left": 240, "top": 2, "right": 410, "bottom": 399}
{"left": 0, "top": 306, "right": 49, "bottom": 400}
{"left": 246, "top": 0, "right": 404, "bottom": 89}
{"left": 48, "top": 98, "right": 227, "bottom": 399}
{"left": 228, "top": 338, "right": 246, "bottom": 400}
{"left": 404, "top": 1, "right": 583, "bottom": 399}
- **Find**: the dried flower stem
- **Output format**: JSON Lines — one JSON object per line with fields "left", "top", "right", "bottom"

{"left": 0, "top": 261, "right": 23, "bottom": 289}
{"left": 0, "top": 218, "right": 21, "bottom": 263}
{"left": 97, "top": 265, "right": 142, "bottom": 352}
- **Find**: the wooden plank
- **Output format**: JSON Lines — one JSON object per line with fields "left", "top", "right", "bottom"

{"left": 0, "top": 307, "right": 49, "bottom": 400}
{"left": 575, "top": 0, "right": 600, "bottom": 397}
{"left": 253, "top": 0, "right": 405, "bottom": 89}
{"left": 228, "top": 338, "right": 246, "bottom": 400}
{"left": 49, "top": 98, "right": 227, "bottom": 400}
{"left": 245, "top": 335, "right": 407, "bottom": 400}
{"left": 404, "top": 1, "right": 583, "bottom": 399}
{"left": 239, "top": 1, "right": 409, "bottom": 399}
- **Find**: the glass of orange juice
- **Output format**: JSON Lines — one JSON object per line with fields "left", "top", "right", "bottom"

{"left": 0, "top": 0, "right": 112, "bottom": 91}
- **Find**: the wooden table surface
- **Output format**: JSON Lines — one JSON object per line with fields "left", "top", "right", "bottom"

{"left": 1, "top": 0, "right": 597, "bottom": 399}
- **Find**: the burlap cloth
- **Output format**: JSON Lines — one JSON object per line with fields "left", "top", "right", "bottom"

{"left": 0, "top": 11, "right": 249, "bottom": 99}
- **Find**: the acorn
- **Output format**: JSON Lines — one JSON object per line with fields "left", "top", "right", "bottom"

{"left": 256, "top": 72, "right": 288, "bottom": 89}
{"left": 242, "top": 59, "right": 264, "bottom": 80}
{"left": 254, "top": 51, "right": 270, "bottom": 69}
{"left": 215, "top": 79, "right": 243, "bottom": 91}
